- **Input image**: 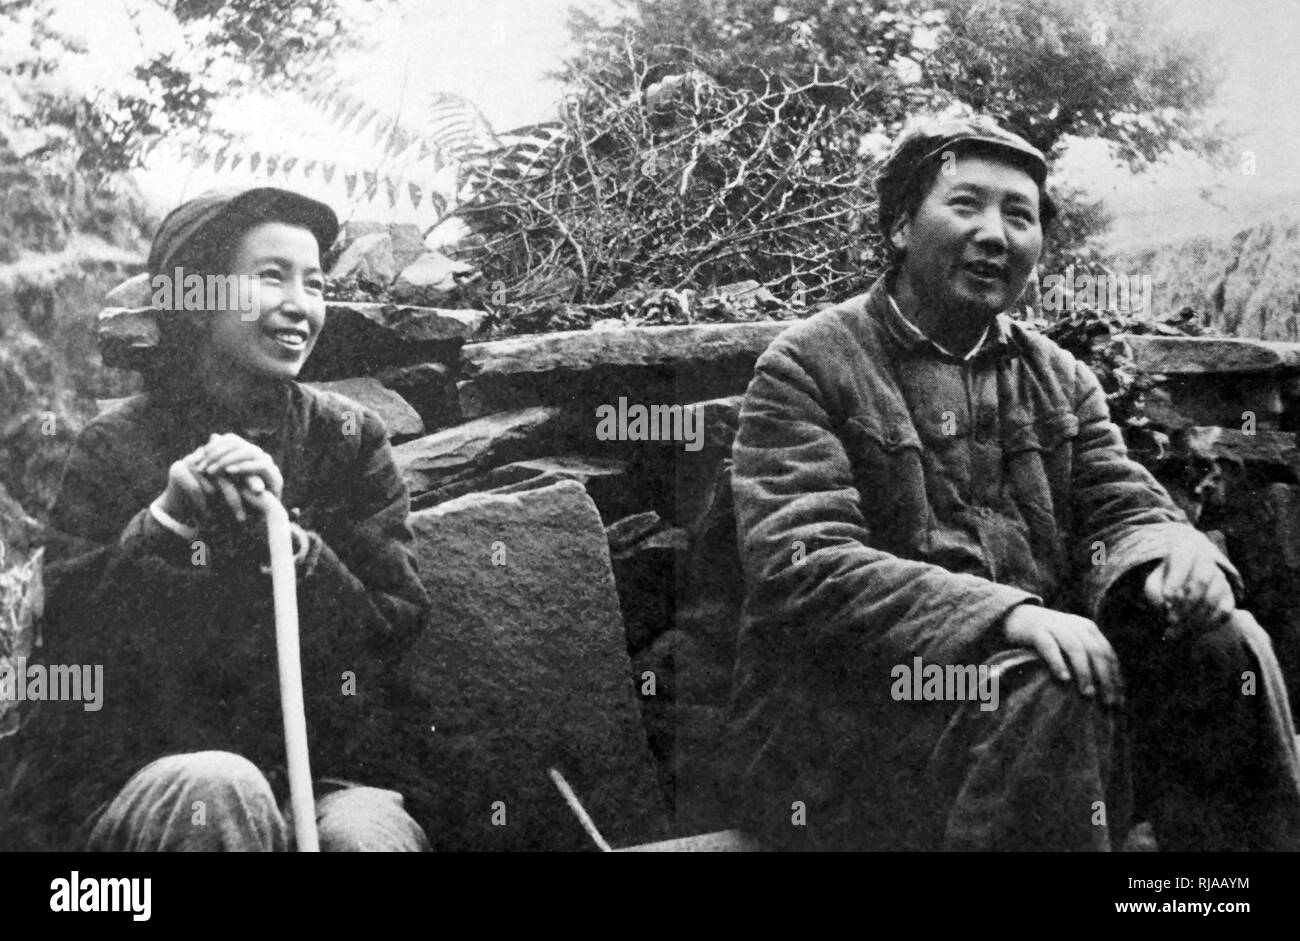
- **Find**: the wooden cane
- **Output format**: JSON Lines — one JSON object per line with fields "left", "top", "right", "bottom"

{"left": 250, "top": 485, "right": 319, "bottom": 852}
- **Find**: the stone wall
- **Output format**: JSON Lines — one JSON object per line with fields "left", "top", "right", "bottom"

{"left": 291, "top": 297, "right": 1300, "bottom": 836}
{"left": 351, "top": 316, "right": 791, "bottom": 834}
{"left": 81, "top": 252, "right": 1300, "bottom": 841}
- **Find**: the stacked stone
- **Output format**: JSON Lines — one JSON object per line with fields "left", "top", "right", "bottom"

{"left": 391, "top": 319, "right": 797, "bottom": 830}
{"left": 92, "top": 221, "right": 1300, "bottom": 842}
{"left": 92, "top": 221, "right": 799, "bottom": 843}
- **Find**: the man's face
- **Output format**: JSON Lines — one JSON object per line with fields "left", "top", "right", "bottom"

{"left": 891, "top": 152, "right": 1043, "bottom": 320}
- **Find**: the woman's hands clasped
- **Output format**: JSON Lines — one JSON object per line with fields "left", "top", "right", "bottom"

{"left": 159, "top": 433, "right": 284, "bottom": 529}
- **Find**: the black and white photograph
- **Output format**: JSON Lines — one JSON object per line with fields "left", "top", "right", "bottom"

{"left": 1, "top": 0, "right": 1297, "bottom": 918}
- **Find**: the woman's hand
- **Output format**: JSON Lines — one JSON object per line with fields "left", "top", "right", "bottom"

{"left": 158, "top": 446, "right": 219, "bottom": 526}
{"left": 192, "top": 433, "right": 284, "bottom": 524}
{"left": 155, "top": 434, "right": 284, "bottom": 530}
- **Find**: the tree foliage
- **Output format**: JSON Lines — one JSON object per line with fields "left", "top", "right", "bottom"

{"left": 0, "top": 0, "right": 379, "bottom": 178}
{"left": 458, "top": 66, "right": 880, "bottom": 331}
{"left": 460, "top": 0, "right": 1225, "bottom": 324}
{"left": 564, "top": 0, "right": 1229, "bottom": 170}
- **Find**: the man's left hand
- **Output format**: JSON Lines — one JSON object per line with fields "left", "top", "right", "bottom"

{"left": 1144, "top": 540, "right": 1236, "bottom": 641}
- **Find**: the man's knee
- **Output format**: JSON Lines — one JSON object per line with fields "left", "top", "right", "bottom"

{"left": 994, "top": 650, "right": 1114, "bottom": 730}
{"left": 937, "top": 652, "right": 1118, "bottom": 850}
{"left": 1177, "top": 609, "right": 1278, "bottom": 683}
{"left": 315, "top": 786, "right": 430, "bottom": 852}
{"left": 989, "top": 650, "right": 1119, "bottom": 776}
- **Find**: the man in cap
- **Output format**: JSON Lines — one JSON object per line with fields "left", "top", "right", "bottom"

{"left": 728, "top": 115, "right": 1300, "bottom": 850}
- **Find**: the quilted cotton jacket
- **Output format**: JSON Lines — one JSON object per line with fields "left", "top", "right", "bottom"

{"left": 728, "top": 275, "right": 1239, "bottom": 839}
{"left": 16, "top": 380, "right": 430, "bottom": 849}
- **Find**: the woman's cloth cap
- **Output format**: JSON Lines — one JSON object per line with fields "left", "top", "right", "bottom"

{"left": 147, "top": 186, "right": 340, "bottom": 278}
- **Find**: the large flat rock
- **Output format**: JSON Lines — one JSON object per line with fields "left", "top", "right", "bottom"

{"left": 413, "top": 455, "right": 633, "bottom": 518}
{"left": 304, "top": 377, "right": 424, "bottom": 438}
{"left": 1177, "top": 425, "right": 1300, "bottom": 472}
{"left": 375, "top": 362, "right": 462, "bottom": 431}
{"left": 454, "top": 360, "right": 757, "bottom": 423}
{"left": 300, "top": 302, "right": 483, "bottom": 380}
{"left": 96, "top": 307, "right": 159, "bottom": 370}
{"left": 393, "top": 406, "right": 580, "bottom": 495}
{"left": 461, "top": 322, "right": 796, "bottom": 378}
{"left": 324, "top": 301, "right": 485, "bottom": 343}
{"left": 391, "top": 251, "right": 477, "bottom": 304}
{"left": 328, "top": 232, "right": 398, "bottom": 285}
{"left": 397, "top": 480, "right": 667, "bottom": 850}
{"left": 1124, "top": 335, "right": 1291, "bottom": 374}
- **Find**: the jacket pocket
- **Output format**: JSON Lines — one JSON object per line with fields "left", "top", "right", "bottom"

{"left": 1001, "top": 410, "right": 1078, "bottom": 585}
{"left": 1002, "top": 411, "right": 1079, "bottom": 454}
{"left": 1002, "top": 410, "right": 1078, "bottom": 505}
{"left": 845, "top": 416, "right": 928, "bottom": 553}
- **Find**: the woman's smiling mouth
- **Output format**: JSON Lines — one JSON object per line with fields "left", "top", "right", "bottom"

{"left": 264, "top": 326, "right": 309, "bottom": 352}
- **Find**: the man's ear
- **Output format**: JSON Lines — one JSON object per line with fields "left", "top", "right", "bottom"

{"left": 889, "top": 214, "right": 910, "bottom": 254}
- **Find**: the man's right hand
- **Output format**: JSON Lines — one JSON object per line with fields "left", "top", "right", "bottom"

{"left": 1003, "top": 604, "right": 1125, "bottom": 707}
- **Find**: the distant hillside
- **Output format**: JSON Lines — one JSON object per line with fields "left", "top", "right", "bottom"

{"left": 1111, "top": 211, "right": 1300, "bottom": 340}
{"left": 1105, "top": 184, "right": 1300, "bottom": 252}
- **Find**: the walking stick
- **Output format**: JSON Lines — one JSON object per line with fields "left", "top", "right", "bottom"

{"left": 249, "top": 485, "right": 319, "bottom": 852}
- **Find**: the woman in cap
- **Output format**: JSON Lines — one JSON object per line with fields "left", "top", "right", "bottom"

{"left": 23, "top": 187, "right": 432, "bottom": 851}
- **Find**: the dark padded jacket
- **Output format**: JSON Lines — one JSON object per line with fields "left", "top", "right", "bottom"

{"left": 728, "top": 275, "right": 1238, "bottom": 843}
{"left": 17, "top": 380, "right": 430, "bottom": 849}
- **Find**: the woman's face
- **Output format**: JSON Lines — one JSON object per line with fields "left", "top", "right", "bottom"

{"left": 197, "top": 221, "right": 326, "bottom": 384}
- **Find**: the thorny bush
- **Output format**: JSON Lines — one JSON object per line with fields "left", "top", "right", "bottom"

{"left": 455, "top": 60, "right": 884, "bottom": 334}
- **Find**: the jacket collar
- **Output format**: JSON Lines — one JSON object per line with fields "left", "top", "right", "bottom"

{"left": 865, "top": 274, "right": 1016, "bottom": 365}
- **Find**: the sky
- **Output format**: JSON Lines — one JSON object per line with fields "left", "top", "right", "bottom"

{"left": 41, "top": 0, "right": 1300, "bottom": 250}
{"left": 1054, "top": 0, "right": 1300, "bottom": 248}
{"left": 135, "top": 0, "right": 595, "bottom": 229}
{"left": 355, "top": 0, "right": 582, "bottom": 130}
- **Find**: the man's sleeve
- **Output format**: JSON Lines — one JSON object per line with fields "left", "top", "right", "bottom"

{"left": 731, "top": 340, "right": 1038, "bottom": 667}
{"left": 1070, "top": 359, "right": 1242, "bottom": 622}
